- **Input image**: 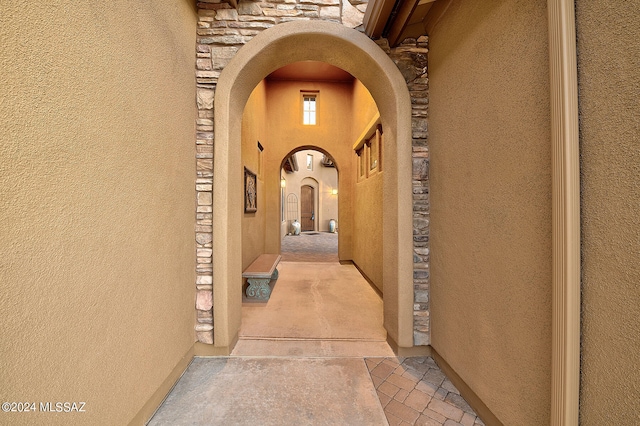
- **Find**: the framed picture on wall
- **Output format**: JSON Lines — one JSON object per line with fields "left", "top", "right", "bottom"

{"left": 244, "top": 167, "right": 257, "bottom": 213}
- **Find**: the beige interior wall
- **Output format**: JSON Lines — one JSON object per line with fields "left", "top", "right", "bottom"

{"left": 576, "top": 1, "right": 640, "bottom": 424}
{"left": 427, "top": 1, "right": 552, "bottom": 424}
{"left": 242, "top": 81, "right": 268, "bottom": 269}
{"left": 0, "top": 2, "right": 197, "bottom": 425}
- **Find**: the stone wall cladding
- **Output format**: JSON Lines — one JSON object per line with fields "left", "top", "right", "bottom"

{"left": 194, "top": 0, "right": 430, "bottom": 346}
{"left": 377, "top": 37, "right": 431, "bottom": 346}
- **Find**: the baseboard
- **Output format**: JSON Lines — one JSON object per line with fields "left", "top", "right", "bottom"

{"left": 351, "top": 261, "right": 383, "bottom": 297}
{"left": 431, "top": 349, "right": 503, "bottom": 426}
{"left": 128, "top": 342, "right": 196, "bottom": 426}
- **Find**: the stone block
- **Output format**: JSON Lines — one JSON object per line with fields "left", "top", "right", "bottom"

{"left": 196, "top": 131, "right": 214, "bottom": 140}
{"left": 413, "top": 269, "right": 429, "bottom": 280}
{"left": 229, "top": 21, "right": 274, "bottom": 30}
{"left": 238, "top": 1, "right": 263, "bottom": 15}
{"left": 196, "top": 275, "right": 213, "bottom": 284}
{"left": 197, "top": 28, "right": 230, "bottom": 36}
{"left": 196, "top": 233, "right": 213, "bottom": 245}
{"left": 263, "top": 8, "right": 303, "bottom": 17}
{"left": 319, "top": 6, "right": 341, "bottom": 20}
{"left": 341, "top": 0, "right": 364, "bottom": 28}
{"left": 197, "top": 309, "right": 213, "bottom": 323}
{"left": 300, "top": 0, "right": 339, "bottom": 5}
{"left": 414, "top": 331, "right": 430, "bottom": 346}
{"left": 196, "top": 330, "right": 214, "bottom": 344}
{"left": 215, "top": 8, "right": 238, "bottom": 20}
{"left": 413, "top": 157, "right": 429, "bottom": 180}
{"left": 197, "top": 88, "right": 215, "bottom": 110}
{"left": 198, "top": 35, "right": 248, "bottom": 45}
{"left": 197, "top": 248, "right": 213, "bottom": 258}
{"left": 197, "top": 160, "right": 213, "bottom": 172}
{"left": 415, "top": 289, "right": 429, "bottom": 303}
{"left": 196, "top": 290, "right": 213, "bottom": 310}
{"left": 197, "top": 58, "right": 213, "bottom": 71}
{"left": 414, "top": 217, "right": 429, "bottom": 230}
{"left": 239, "top": 16, "right": 277, "bottom": 23}
{"left": 197, "top": 191, "right": 212, "bottom": 206}
{"left": 195, "top": 323, "right": 214, "bottom": 332}
{"left": 197, "top": 145, "right": 213, "bottom": 155}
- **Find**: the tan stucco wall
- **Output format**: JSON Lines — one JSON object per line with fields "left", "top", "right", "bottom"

{"left": 242, "top": 81, "right": 268, "bottom": 269}
{"left": 428, "top": 1, "right": 551, "bottom": 424}
{"left": 0, "top": 2, "right": 197, "bottom": 425}
{"left": 576, "top": 1, "right": 640, "bottom": 424}
{"left": 351, "top": 80, "right": 384, "bottom": 291}
{"left": 261, "top": 79, "right": 357, "bottom": 259}
{"left": 354, "top": 170, "right": 384, "bottom": 291}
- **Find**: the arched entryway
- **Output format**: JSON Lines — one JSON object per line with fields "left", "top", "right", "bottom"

{"left": 213, "top": 20, "right": 413, "bottom": 351}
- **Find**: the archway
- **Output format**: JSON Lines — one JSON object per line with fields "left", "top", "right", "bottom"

{"left": 213, "top": 20, "right": 413, "bottom": 351}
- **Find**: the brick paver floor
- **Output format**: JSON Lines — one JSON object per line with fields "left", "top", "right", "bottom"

{"left": 366, "top": 357, "right": 485, "bottom": 426}
{"left": 281, "top": 231, "right": 339, "bottom": 262}
{"left": 279, "top": 233, "right": 486, "bottom": 425}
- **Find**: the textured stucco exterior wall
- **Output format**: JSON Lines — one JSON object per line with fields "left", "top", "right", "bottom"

{"left": 242, "top": 81, "right": 268, "bottom": 269}
{"left": 576, "top": 1, "right": 640, "bottom": 424}
{"left": 261, "top": 79, "right": 357, "bottom": 260}
{"left": 428, "top": 1, "right": 551, "bottom": 424}
{"left": 351, "top": 80, "right": 384, "bottom": 291}
{"left": 354, "top": 169, "right": 384, "bottom": 291}
{"left": 0, "top": 1, "right": 197, "bottom": 424}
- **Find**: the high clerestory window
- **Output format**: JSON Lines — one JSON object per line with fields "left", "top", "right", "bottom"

{"left": 302, "top": 93, "right": 317, "bottom": 125}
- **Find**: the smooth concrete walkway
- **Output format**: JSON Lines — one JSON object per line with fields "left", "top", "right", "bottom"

{"left": 236, "top": 261, "right": 391, "bottom": 357}
{"left": 149, "top": 260, "right": 483, "bottom": 425}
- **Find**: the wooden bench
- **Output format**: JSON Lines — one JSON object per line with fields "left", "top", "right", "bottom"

{"left": 242, "top": 254, "right": 281, "bottom": 300}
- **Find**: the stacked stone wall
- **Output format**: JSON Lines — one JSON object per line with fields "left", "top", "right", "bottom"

{"left": 193, "top": 0, "right": 430, "bottom": 346}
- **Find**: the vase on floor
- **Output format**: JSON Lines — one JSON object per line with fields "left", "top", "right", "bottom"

{"left": 291, "top": 220, "right": 301, "bottom": 235}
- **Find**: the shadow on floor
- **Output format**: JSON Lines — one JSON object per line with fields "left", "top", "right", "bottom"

{"left": 148, "top": 252, "right": 483, "bottom": 425}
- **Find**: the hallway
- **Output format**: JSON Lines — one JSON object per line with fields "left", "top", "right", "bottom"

{"left": 280, "top": 231, "right": 339, "bottom": 263}
{"left": 149, "top": 260, "right": 483, "bottom": 425}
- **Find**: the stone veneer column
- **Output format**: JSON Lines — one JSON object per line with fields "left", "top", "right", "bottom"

{"left": 193, "top": 0, "right": 430, "bottom": 346}
{"left": 377, "top": 37, "right": 431, "bottom": 346}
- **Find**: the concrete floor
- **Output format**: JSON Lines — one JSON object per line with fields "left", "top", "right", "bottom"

{"left": 149, "top": 243, "right": 483, "bottom": 425}
{"left": 236, "top": 261, "right": 390, "bottom": 357}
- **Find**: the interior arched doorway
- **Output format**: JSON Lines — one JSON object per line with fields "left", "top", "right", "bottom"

{"left": 213, "top": 20, "right": 413, "bottom": 352}
{"left": 279, "top": 147, "right": 340, "bottom": 254}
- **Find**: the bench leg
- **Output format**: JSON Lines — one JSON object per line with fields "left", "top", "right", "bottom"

{"left": 246, "top": 278, "right": 271, "bottom": 300}
{"left": 271, "top": 268, "right": 279, "bottom": 281}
